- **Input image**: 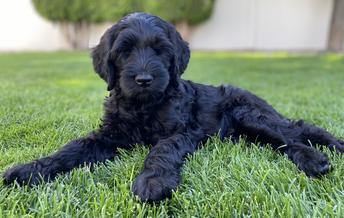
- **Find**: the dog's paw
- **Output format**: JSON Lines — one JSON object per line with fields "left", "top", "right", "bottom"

{"left": 291, "top": 146, "right": 330, "bottom": 177}
{"left": 132, "top": 170, "right": 179, "bottom": 203}
{"left": 3, "top": 162, "right": 42, "bottom": 186}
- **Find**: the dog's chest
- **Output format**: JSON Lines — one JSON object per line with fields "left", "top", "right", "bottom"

{"left": 141, "top": 107, "right": 186, "bottom": 144}
{"left": 121, "top": 102, "right": 187, "bottom": 145}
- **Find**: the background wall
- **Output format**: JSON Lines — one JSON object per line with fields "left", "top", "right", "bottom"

{"left": 0, "top": 0, "right": 71, "bottom": 51}
{"left": 0, "top": 0, "right": 334, "bottom": 51}
{"left": 189, "top": 0, "right": 333, "bottom": 50}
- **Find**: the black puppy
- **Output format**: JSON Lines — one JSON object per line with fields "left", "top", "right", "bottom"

{"left": 3, "top": 12, "right": 344, "bottom": 203}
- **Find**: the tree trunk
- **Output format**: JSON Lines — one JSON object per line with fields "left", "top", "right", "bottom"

{"left": 59, "top": 22, "right": 90, "bottom": 50}
{"left": 175, "top": 21, "right": 193, "bottom": 42}
{"left": 328, "top": 0, "right": 344, "bottom": 51}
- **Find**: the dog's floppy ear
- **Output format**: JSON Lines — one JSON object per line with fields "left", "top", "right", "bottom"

{"left": 167, "top": 24, "right": 190, "bottom": 76}
{"left": 91, "top": 25, "right": 119, "bottom": 91}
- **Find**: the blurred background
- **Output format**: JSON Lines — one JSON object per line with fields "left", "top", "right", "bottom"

{"left": 0, "top": 0, "right": 343, "bottom": 52}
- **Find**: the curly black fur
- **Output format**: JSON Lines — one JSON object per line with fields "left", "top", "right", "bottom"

{"left": 3, "top": 12, "right": 344, "bottom": 203}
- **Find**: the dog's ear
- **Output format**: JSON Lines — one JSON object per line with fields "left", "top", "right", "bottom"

{"left": 167, "top": 24, "right": 190, "bottom": 76}
{"left": 91, "top": 25, "right": 119, "bottom": 91}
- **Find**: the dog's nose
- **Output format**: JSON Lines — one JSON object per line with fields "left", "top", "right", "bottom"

{"left": 135, "top": 74, "right": 153, "bottom": 86}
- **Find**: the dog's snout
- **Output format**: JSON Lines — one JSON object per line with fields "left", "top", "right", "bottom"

{"left": 135, "top": 74, "right": 153, "bottom": 86}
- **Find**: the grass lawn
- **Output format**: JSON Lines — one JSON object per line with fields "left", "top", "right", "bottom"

{"left": 0, "top": 52, "right": 344, "bottom": 217}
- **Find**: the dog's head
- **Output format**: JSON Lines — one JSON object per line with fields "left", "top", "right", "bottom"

{"left": 92, "top": 12, "right": 190, "bottom": 102}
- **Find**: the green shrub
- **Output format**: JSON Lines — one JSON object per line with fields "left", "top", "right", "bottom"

{"left": 32, "top": 0, "right": 215, "bottom": 24}
{"left": 143, "top": 0, "right": 215, "bottom": 25}
{"left": 31, "top": 0, "right": 215, "bottom": 49}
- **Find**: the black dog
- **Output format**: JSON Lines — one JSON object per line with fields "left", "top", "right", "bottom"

{"left": 3, "top": 12, "right": 344, "bottom": 202}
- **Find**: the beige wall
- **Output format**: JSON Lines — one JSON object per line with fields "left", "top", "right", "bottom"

{"left": 0, "top": 0, "right": 334, "bottom": 51}
{"left": 0, "top": 0, "right": 70, "bottom": 51}
{"left": 189, "top": 0, "right": 333, "bottom": 50}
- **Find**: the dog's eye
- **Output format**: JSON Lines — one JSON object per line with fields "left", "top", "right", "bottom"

{"left": 114, "top": 42, "right": 133, "bottom": 60}
{"left": 152, "top": 46, "right": 161, "bottom": 55}
{"left": 151, "top": 43, "right": 169, "bottom": 56}
{"left": 151, "top": 39, "right": 173, "bottom": 57}
{"left": 121, "top": 50, "right": 131, "bottom": 59}
{"left": 115, "top": 48, "right": 131, "bottom": 60}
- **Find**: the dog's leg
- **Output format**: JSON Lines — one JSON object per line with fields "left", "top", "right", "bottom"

{"left": 231, "top": 108, "right": 330, "bottom": 177}
{"left": 132, "top": 133, "right": 200, "bottom": 202}
{"left": 296, "top": 121, "right": 344, "bottom": 153}
{"left": 3, "top": 131, "right": 128, "bottom": 186}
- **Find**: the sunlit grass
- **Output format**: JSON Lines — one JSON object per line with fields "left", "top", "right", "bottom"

{"left": 0, "top": 52, "right": 343, "bottom": 217}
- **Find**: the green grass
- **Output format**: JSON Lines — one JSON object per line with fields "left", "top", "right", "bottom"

{"left": 0, "top": 51, "right": 344, "bottom": 217}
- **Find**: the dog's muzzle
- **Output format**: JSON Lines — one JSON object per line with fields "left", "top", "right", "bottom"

{"left": 135, "top": 74, "right": 153, "bottom": 87}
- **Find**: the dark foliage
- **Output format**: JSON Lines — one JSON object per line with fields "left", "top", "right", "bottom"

{"left": 3, "top": 12, "right": 343, "bottom": 203}
{"left": 32, "top": 0, "right": 215, "bottom": 25}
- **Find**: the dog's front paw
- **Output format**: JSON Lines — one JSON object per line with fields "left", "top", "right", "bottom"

{"left": 132, "top": 170, "right": 179, "bottom": 203}
{"left": 3, "top": 162, "right": 42, "bottom": 186}
{"left": 291, "top": 146, "right": 330, "bottom": 177}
